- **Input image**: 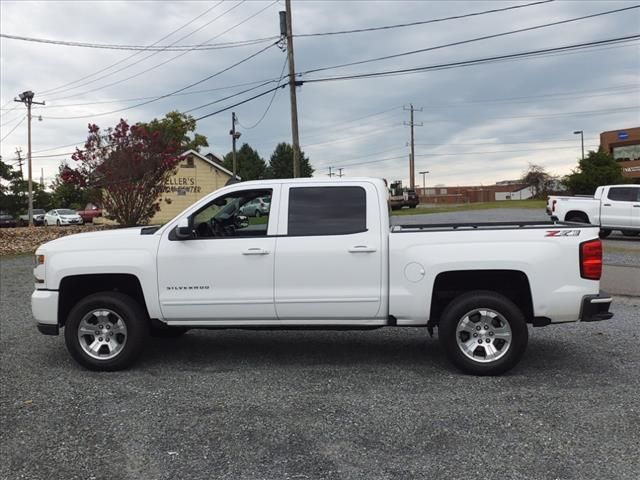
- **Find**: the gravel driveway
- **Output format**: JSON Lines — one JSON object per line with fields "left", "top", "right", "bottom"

{"left": 1, "top": 255, "right": 639, "bottom": 480}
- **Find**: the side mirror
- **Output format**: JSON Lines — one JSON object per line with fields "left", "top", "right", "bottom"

{"left": 174, "top": 217, "right": 193, "bottom": 240}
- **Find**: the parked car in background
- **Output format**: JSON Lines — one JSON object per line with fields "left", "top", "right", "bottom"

{"left": 44, "top": 209, "right": 83, "bottom": 226}
{"left": 76, "top": 204, "right": 102, "bottom": 223}
{"left": 547, "top": 185, "right": 640, "bottom": 238}
{"left": 0, "top": 212, "right": 17, "bottom": 228}
{"left": 239, "top": 197, "right": 270, "bottom": 217}
{"left": 18, "top": 209, "right": 46, "bottom": 226}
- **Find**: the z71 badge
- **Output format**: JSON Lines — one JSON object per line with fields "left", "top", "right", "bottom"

{"left": 545, "top": 230, "right": 581, "bottom": 237}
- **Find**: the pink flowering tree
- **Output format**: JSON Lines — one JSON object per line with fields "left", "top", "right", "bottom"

{"left": 65, "top": 119, "right": 181, "bottom": 226}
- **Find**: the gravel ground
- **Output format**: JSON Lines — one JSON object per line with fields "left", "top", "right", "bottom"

{"left": 1, "top": 255, "right": 639, "bottom": 480}
{"left": 391, "top": 208, "right": 640, "bottom": 267}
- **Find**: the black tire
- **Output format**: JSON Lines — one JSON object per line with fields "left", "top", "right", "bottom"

{"left": 599, "top": 229, "right": 612, "bottom": 239}
{"left": 56, "top": 219, "right": 61, "bottom": 226}
{"left": 438, "top": 290, "right": 529, "bottom": 376}
{"left": 64, "top": 292, "right": 148, "bottom": 371}
{"left": 149, "top": 324, "right": 189, "bottom": 338}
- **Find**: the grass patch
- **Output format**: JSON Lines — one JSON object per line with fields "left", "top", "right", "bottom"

{"left": 391, "top": 200, "right": 546, "bottom": 216}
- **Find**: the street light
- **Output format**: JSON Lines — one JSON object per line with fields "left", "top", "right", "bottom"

{"left": 573, "top": 130, "right": 584, "bottom": 161}
{"left": 14, "top": 90, "right": 45, "bottom": 227}
{"left": 419, "top": 170, "right": 429, "bottom": 189}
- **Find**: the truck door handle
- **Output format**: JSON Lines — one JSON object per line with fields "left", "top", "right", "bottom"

{"left": 242, "top": 248, "right": 270, "bottom": 255}
{"left": 634, "top": 205, "right": 640, "bottom": 208}
{"left": 603, "top": 204, "right": 611, "bottom": 207}
{"left": 348, "top": 245, "right": 377, "bottom": 253}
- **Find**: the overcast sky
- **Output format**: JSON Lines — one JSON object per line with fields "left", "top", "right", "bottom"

{"left": 1, "top": 0, "right": 639, "bottom": 187}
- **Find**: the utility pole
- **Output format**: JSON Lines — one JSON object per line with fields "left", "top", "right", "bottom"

{"left": 328, "top": 166, "right": 334, "bottom": 177}
{"left": 15, "top": 91, "right": 45, "bottom": 227}
{"left": 280, "top": 0, "right": 301, "bottom": 177}
{"left": 404, "top": 104, "right": 423, "bottom": 189}
{"left": 230, "top": 111, "right": 241, "bottom": 179}
{"left": 337, "top": 168, "right": 344, "bottom": 178}
{"left": 15, "top": 147, "right": 24, "bottom": 179}
{"left": 40, "top": 168, "right": 44, "bottom": 187}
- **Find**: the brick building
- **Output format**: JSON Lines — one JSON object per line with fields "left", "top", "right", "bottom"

{"left": 599, "top": 127, "right": 640, "bottom": 179}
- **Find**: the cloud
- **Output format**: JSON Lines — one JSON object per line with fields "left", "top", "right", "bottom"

{"left": 1, "top": 0, "right": 638, "bottom": 187}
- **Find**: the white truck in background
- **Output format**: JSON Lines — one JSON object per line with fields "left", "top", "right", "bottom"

{"left": 548, "top": 185, "right": 640, "bottom": 238}
{"left": 32, "top": 178, "right": 612, "bottom": 376}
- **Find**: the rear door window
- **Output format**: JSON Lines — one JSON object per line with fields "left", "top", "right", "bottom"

{"left": 288, "top": 186, "right": 366, "bottom": 236}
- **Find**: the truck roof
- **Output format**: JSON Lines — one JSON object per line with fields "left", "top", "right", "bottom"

{"left": 230, "top": 177, "right": 388, "bottom": 188}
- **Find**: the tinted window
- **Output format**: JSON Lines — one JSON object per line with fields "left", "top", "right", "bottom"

{"left": 288, "top": 186, "right": 366, "bottom": 236}
{"left": 608, "top": 187, "right": 636, "bottom": 202}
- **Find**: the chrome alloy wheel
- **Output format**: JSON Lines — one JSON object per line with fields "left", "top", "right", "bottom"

{"left": 455, "top": 308, "right": 512, "bottom": 363}
{"left": 77, "top": 309, "right": 128, "bottom": 360}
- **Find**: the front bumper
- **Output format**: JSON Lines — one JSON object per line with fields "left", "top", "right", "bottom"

{"left": 580, "top": 291, "right": 613, "bottom": 322}
{"left": 32, "top": 289, "right": 59, "bottom": 334}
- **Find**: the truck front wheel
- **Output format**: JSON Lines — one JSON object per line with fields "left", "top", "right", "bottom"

{"left": 64, "top": 292, "right": 148, "bottom": 371}
{"left": 438, "top": 291, "right": 528, "bottom": 376}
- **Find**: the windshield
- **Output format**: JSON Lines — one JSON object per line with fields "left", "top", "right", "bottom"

{"left": 58, "top": 209, "right": 77, "bottom": 215}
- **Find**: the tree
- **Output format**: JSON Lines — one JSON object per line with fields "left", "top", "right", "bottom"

{"left": 50, "top": 162, "right": 94, "bottom": 210}
{"left": 65, "top": 119, "right": 182, "bottom": 226}
{"left": 521, "top": 163, "right": 553, "bottom": 199}
{"left": 562, "top": 150, "right": 628, "bottom": 195}
{"left": 266, "top": 143, "right": 314, "bottom": 179}
{"left": 222, "top": 143, "right": 267, "bottom": 181}
{"left": 0, "top": 158, "right": 51, "bottom": 215}
{"left": 137, "top": 111, "right": 208, "bottom": 153}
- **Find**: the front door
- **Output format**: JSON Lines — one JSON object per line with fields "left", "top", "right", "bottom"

{"left": 274, "top": 183, "right": 383, "bottom": 320}
{"left": 157, "top": 186, "right": 279, "bottom": 321}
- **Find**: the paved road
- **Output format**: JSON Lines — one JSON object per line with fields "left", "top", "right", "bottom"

{"left": 1, "top": 255, "right": 639, "bottom": 480}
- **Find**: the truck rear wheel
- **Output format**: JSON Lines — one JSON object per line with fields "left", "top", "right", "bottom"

{"left": 438, "top": 291, "right": 528, "bottom": 376}
{"left": 64, "top": 292, "right": 148, "bottom": 371}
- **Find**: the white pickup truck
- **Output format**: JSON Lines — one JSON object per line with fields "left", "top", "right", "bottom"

{"left": 32, "top": 178, "right": 613, "bottom": 375}
{"left": 548, "top": 184, "right": 640, "bottom": 238}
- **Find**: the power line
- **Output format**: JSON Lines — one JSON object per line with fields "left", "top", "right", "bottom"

{"left": 2, "top": 77, "right": 287, "bottom": 111}
{"left": 38, "top": 1, "right": 226, "bottom": 96}
{"left": 0, "top": 116, "right": 26, "bottom": 142}
{"left": 46, "top": 1, "right": 273, "bottom": 101}
{"left": 236, "top": 57, "right": 288, "bottom": 129}
{"left": 300, "top": 5, "right": 640, "bottom": 76}
{"left": 42, "top": 41, "right": 279, "bottom": 120}
{"left": 295, "top": 0, "right": 555, "bottom": 37}
{"left": 0, "top": 32, "right": 279, "bottom": 51}
{"left": 194, "top": 84, "right": 287, "bottom": 121}
{"left": 301, "top": 35, "right": 640, "bottom": 84}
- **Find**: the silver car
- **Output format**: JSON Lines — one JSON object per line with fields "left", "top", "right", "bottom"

{"left": 44, "top": 209, "right": 84, "bottom": 226}
{"left": 239, "top": 197, "right": 270, "bottom": 217}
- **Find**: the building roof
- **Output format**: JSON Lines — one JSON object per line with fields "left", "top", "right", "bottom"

{"left": 180, "top": 149, "right": 236, "bottom": 178}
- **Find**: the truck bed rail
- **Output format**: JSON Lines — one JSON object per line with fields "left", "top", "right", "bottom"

{"left": 390, "top": 221, "right": 592, "bottom": 233}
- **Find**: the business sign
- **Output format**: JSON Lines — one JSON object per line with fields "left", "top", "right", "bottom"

{"left": 618, "top": 131, "right": 629, "bottom": 140}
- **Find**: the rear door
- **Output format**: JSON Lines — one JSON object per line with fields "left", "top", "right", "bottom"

{"left": 274, "top": 182, "right": 383, "bottom": 320}
{"left": 601, "top": 187, "right": 634, "bottom": 228}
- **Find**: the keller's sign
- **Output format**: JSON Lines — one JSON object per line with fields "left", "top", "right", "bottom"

{"left": 165, "top": 176, "right": 202, "bottom": 194}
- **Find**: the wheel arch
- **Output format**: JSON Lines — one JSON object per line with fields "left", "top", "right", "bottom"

{"left": 58, "top": 273, "right": 150, "bottom": 326}
{"left": 429, "top": 270, "right": 533, "bottom": 326}
{"left": 564, "top": 210, "right": 591, "bottom": 223}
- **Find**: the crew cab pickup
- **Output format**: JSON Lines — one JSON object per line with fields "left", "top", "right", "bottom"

{"left": 548, "top": 185, "right": 640, "bottom": 238}
{"left": 32, "top": 178, "right": 612, "bottom": 375}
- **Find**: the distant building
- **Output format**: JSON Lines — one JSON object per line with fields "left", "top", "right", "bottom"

{"left": 419, "top": 182, "right": 533, "bottom": 204}
{"left": 150, "top": 149, "right": 234, "bottom": 224}
{"left": 599, "top": 127, "right": 640, "bottom": 179}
